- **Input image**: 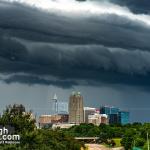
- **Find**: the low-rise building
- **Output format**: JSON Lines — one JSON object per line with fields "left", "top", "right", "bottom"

{"left": 88, "top": 113, "right": 108, "bottom": 126}
{"left": 88, "top": 113, "right": 101, "bottom": 125}
{"left": 39, "top": 115, "right": 53, "bottom": 128}
{"left": 39, "top": 114, "right": 69, "bottom": 128}
{"left": 57, "top": 113, "right": 69, "bottom": 123}
{"left": 52, "top": 123, "right": 75, "bottom": 129}
{"left": 84, "top": 107, "right": 96, "bottom": 123}
{"left": 101, "top": 114, "right": 109, "bottom": 124}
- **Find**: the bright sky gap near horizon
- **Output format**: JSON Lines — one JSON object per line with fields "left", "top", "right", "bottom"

{"left": 0, "top": 0, "right": 150, "bottom": 122}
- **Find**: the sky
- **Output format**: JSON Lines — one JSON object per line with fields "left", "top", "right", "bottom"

{"left": 0, "top": 0, "right": 150, "bottom": 122}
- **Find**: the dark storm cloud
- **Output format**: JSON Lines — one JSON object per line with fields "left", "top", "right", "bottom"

{"left": 86, "top": 0, "right": 150, "bottom": 14}
{"left": 0, "top": 1, "right": 150, "bottom": 50}
{"left": 109, "top": 0, "right": 150, "bottom": 14}
{"left": 3, "top": 74, "right": 77, "bottom": 88}
{"left": 1, "top": 1, "right": 150, "bottom": 87}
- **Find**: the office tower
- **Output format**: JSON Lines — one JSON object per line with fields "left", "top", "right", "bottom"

{"left": 100, "top": 106, "right": 119, "bottom": 115}
{"left": 57, "top": 102, "right": 68, "bottom": 114}
{"left": 100, "top": 106, "right": 120, "bottom": 124}
{"left": 51, "top": 94, "right": 58, "bottom": 114}
{"left": 109, "top": 114, "right": 119, "bottom": 124}
{"left": 100, "top": 106, "right": 111, "bottom": 115}
{"left": 110, "top": 107, "right": 120, "bottom": 114}
{"left": 69, "top": 91, "right": 84, "bottom": 124}
{"left": 118, "top": 111, "right": 130, "bottom": 125}
{"left": 84, "top": 107, "right": 96, "bottom": 123}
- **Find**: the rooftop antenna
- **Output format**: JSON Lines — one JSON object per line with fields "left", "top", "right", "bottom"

{"left": 51, "top": 94, "right": 58, "bottom": 114}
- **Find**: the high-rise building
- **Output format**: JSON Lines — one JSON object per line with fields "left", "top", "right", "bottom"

{"left": 109, "top": 114, "right": 119, "bottom": 124}
{"left": 51, "top": 94, "right": 58, "bottom": 114}
{"left": 99, "top": 106, "right": 130, "bottom": 125}
{"left": 118, "top": 111, "right": 129, "bottom": 125}
{"left": 68, "top": 91, "right": 84, "bottom": 124}
{"left": 58, "top": 102, "right": 68, "bottom": 114}
{"left": 110, "top": 107, "right": 120, "bottom": 114}
{"left": 100, "top": 106, "right": 121, "bottom": 124}
{"left": 100, "top": 106, "right": 111, "bottom": 115}
{"left": 100, "top": 106, "right": 119, "bottom": 115}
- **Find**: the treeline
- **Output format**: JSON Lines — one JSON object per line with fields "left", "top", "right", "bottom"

{"left": 63, "top": 123, "right": 150, "bottom": 150}
{"left": 0, "top": 104, "right": 84, "bottom": 150}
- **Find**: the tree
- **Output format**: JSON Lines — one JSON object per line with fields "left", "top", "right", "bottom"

{"left": 135, "top": 137, "right": 145, "bottom": 147}
{"left": 0, "top": 104, "right": 36, "bottom": 133}
{"left": 121, "top": 128, "right": 136, "bottom": 150}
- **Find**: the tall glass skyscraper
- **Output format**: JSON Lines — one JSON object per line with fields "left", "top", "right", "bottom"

{"left": 100, "top": 106, "right": 119, "bottom": 115}
{"left": 100, "top": 106, "right": 129, "bottom": 125}
{"left": 100, "top": 106, "right": 110, "bottom": 115}
{"left": 109, "top": 114, "right": 119, "bottom": 124}
{"left": 118, "top": 111, "right": 130, "bottom": 125}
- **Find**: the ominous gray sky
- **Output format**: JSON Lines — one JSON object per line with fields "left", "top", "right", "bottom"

{"left": 0, "top": 0, "right": 150, "bottom": 122}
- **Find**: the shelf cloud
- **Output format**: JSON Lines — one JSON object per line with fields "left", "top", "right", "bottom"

{"left": 0, "top": 0, "right": 150, "bottom": 88}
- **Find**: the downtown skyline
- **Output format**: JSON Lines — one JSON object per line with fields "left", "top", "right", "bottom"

{"left": 0, "top": 0, "right": 150, "bottom": 122}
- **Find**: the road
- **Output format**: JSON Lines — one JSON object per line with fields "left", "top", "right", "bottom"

{"left": 85, "top": 144, "right": 124, "bottom": 150}
{"left": 86, "top": 144, "right": 108, "bottom": 150}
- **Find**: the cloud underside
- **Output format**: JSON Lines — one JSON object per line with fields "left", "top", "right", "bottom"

{"left": 0, "top": 1, "right": 150, "bottom": 88}
{"left": 109, "top": 0, "right": 150, "bottom": 14}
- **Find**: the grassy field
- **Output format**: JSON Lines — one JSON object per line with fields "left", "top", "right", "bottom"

{"left": 81, "top": 146, "right": 89, "bottom": 150}
{"left": 104, "top": 138, "right": 122, "bottom": 148}
{"left": 113, "top": 138, "right": 122, "bottom": 147}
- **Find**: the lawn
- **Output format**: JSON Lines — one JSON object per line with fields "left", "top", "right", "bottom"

{"left": 81, "top": 145, "right": 89, "bottom": 150}
{"left": 113, "top": 138, "right": 122, "bottom": 147}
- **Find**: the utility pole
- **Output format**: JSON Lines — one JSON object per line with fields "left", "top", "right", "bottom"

{"left": 133, "top": 140, "right": 135, "bottom": 148}
{"left": 147, "top": 132, "right": 149, "bottom": 150}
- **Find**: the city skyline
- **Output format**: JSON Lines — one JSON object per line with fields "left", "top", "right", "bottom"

{"left": 0, "top": 88, "right": 142, "bottom": 123}
{"left": 38, "top": 91, "right": 129, "bottom": 127}
{"left": 0, "top": 0, "right": 150, "bottom": 123}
